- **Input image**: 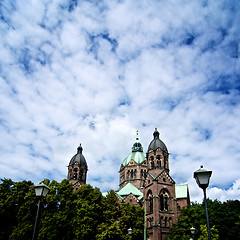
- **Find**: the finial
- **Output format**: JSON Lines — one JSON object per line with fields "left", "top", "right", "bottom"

{"left": 77, "top": 144, "right": 83, "bottom": 154}
{"left": 136, "top": 130, "right": 139, "bottom": 141}
{"left": 153, "top": 128, "right": 160, "bottom": 139}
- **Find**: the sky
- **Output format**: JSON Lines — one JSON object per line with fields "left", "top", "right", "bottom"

{"left": 0, "top": 0, "right": 240, "bottom": 203}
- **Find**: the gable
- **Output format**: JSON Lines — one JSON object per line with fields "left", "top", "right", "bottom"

{"left": 155, "top": 170, "right": 175, "bottom": 184}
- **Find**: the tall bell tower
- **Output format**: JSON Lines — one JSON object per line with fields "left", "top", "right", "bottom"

{"left": 144, "top": 128, "right": 178, "bottom": 240}
{"left": 67, "top": 144, "right": 88, "bottom": 191}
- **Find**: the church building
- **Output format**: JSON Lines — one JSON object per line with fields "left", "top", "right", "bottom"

{"left": 116, "top": 129, "right": 190, "bottom": 240}
{"left": 67, "top": 128, "right": 190, "bottom": 240}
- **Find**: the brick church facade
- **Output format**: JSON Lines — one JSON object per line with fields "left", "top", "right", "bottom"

{"left": 116, "top": 129, "right": 190, "bottom": 240}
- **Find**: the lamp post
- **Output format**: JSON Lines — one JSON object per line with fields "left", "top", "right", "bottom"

{"left": 128, "top": 227, "right": 133, "bottom": 240}
{"left": 32, "top": 184, "right": 50, "bottom": 240}
{"left": 194, "top": 166, "right": 212, "bottom": 240}
{"left": 190, "top": 226, "right": 196, "bottom": 240}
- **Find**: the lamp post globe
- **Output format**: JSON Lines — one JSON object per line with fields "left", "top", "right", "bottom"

{"left": 34, "top": 183, "right": 50, "bottom": 198}
{"left": 194, "top": 165, "right": 212, "bottom": 190}
{"left": 193, "top": 166, "right": 212, "bottom": 240}
{"left": 190, "top": 226, "right": 196, "bottom": 240}
{"left": 190, "top": 226, "right": 196, "bottom": 235}
{"left": 128, "top": 227, "right": 133, "bottom": 239}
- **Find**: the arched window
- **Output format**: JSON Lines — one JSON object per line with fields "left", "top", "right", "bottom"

{"left": 150, "top": 156, "right": 154, "bottom": 168}
{"left": 160, "top": 190, "right": 169, "bottom": 211}
{"left": 79, "top": 171, "right": 83, "bottom": 180}
{"left": 156, "top": 155, "right": 161, "bottom": 167}
{"left": 127, "top": 170, "right": 129, "bottom": 179}
{"left": 169, "top": 217, "right": 172, "bottom": 227}
{"left": 131, "top": 170, "right": 134, "bottom": 179}
{"left": 73, "top": 168, "right": 78, "bottom": 180}
{"left": 147, "top": 191, "right": 153, "bottom": 213}
{"left": 164, "top": 217, "right": 168, "bottom": 227}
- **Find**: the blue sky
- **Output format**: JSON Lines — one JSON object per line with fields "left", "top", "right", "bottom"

{"left": 0, "top": 0, "right": 240, "bottom": 202}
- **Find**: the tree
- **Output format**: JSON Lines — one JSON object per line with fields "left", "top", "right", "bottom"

{"left": 96, "top": 191, "right": 144, "bottom": 240}
{"left": 198, "top": 225, "right": 219, "bottom": 240}
{"left": 37, "top": 179, "right": 77, "bottom": 240}
{"left": 73, "top": 184, "right": 104, "bottom": 239}
{"left": 168, "top": 199, "right": 240, "bottom": 240}
{"left": 118, "top": 202, "right": 144, "bottom": 240}
{"left": 0, "top": 178, "right": 34, "bottom": 240}
{"left": 96, "top": 190, "right": 123, "bottom": 240}
{"left": 0, "top": 178, "right": 145, "bottom": 240}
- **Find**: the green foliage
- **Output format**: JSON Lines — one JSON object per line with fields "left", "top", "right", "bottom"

{"left": 0, "top": 179, "right": 144, "bottom": 240}
{"left": 168, "top": 199, "right": 240, "bottom": 240}
{"left": 0, "top": 178, "right": 34, "bottom": 240}
{"left": 96, "top": 190, "right": 144, "bottom": 240}
{"left": 198, "top": 225, "right": 219, "bottom": 240}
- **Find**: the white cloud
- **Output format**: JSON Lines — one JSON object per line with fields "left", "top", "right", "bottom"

{"left": 0, "top": 0, "right": 240, "bottom": 203}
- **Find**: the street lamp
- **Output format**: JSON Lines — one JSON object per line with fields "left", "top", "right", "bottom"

{"left": 128, "top": 227, "right": 133, "bottom": 240}
{"left": 32, "top": 184, "right": 50, "bottom": 240}
{"left": 190, "top": 226, "right": 196, "bottom": 240}
{"left": 194, "top": 166, "right": 212, "bottom": 240}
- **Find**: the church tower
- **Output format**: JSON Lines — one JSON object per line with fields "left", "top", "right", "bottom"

{"left": 144, "top": 128, "right": 178, "bottom": 240}
{"left": 117, "top": 129, "right": 186, "bottom": 240}
{"left": 68, "top": 144, "right": 88, "bottom": 191}
{"left": 119, "top": 131, "right": 148, "bottom": 189}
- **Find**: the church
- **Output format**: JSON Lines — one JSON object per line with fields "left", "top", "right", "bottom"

{"left": 67, "top": 128, "right": 190, "bottom": 240}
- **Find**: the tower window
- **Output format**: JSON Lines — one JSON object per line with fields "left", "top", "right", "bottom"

{"left": 150, "top": 156, "right": 154, "bottom": 168}
{"left": 147, "top": 191, "right": 153, "bottom": 213}
{"left": 160, "top": 190, "right": 169, "bottom": 211}
{"left": 156, "top": 155, "right": 161, "bottom": 167}
{"left": 79, "top": 171, "right": 83, "bottom": 180}
{"left": 164, "top": 217, "right": 168, "bottom": 227}
{"left": 131, "top": 170, "right": 134, "bottom": 179}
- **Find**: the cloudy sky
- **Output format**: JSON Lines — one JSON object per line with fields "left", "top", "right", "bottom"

{"left": 1, "top": 0, "right": 240, "bottom": 202}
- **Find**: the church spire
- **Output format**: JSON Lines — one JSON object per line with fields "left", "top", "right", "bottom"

{"left": 132, "top": 130, "right": 143, "bottom": 152}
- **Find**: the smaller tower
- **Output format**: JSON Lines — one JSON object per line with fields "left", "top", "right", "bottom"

{"left": 68, "top": 144, "right": 88, "bottom": 191}
{"left": 119, "top": 131, "right": 147, "bottom": 189}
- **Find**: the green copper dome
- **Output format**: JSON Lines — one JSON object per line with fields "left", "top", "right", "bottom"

{"left": 122, "top": 131, "right": 146, "bottom": 167}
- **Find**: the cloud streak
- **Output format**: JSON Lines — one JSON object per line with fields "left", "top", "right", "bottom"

{"left": 0, "top": 0, "right": 240, "bottom": 202}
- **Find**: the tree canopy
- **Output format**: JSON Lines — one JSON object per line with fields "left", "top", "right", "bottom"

{"left": 0, "top": 178, "right": 144, "bottom": 240}
{"left": 168, "top": 199, "right": 240, "bottom": 240}
{"left": 2, "top": 178, "right": 239, "bottom": 240}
